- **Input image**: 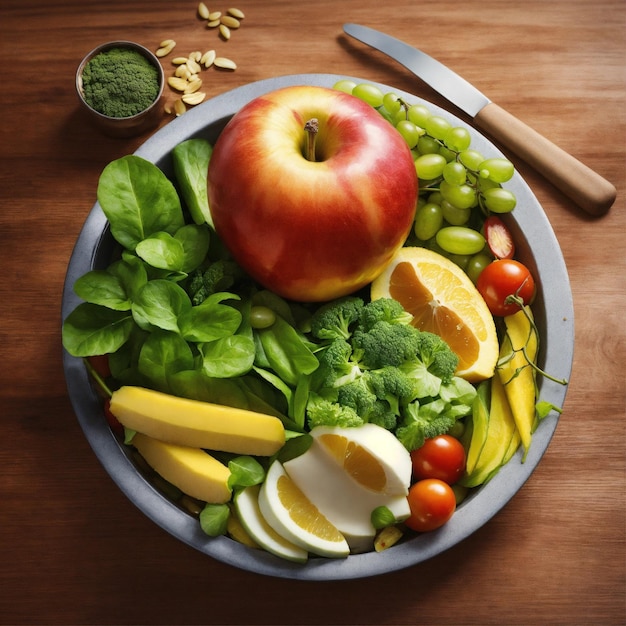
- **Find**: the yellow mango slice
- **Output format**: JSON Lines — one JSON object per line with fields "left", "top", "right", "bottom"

{"left": 132, "top": 433, "right": 232, "bottom": 503}
{"left": 497, "top": 306, "right": 538, "bottom": 457}
{"left": 110, "top": 386, "right": 285, "bottom": 456}
{"left": 461, "top": 374, "right": 519, "bottom": 487}
{"left": 463, "top": 379, "right": 490, "bottom": 477}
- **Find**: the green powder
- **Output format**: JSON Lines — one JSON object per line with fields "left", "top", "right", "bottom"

{"left": 82, "top": 47, "right": 160, "bottom": 118}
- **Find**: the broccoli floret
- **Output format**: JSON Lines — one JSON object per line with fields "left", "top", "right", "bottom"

{"left": 414, "top": 331, "right": 459, "bottom": 384}
{"left": 358, "top": 298, "right": 413, "bottom": 332}
{"left": 395, "top": 400, "right": 457, "bottom": 451}
{"left": 310, "top": 296, "right": 364, "bottom": 341}
{"left": 352, "top": 321, "right": 422, "bottom": 369}
{"left": 366, "top": 399, "right": 398, "bottom": 431}
{"left": 368, "top": 366, "right": 420, "bottom": 415}
{"left": 336, "top": 376, "right": 377, "bottom": 415}
{"left": 312, "top": 338, "right": 363, "bottom": 389}
{"left": 306, "top": 393, "right": 364, "bottom": 429}
{"left": 188, "top": 259, "right": 243, "bottom": 305}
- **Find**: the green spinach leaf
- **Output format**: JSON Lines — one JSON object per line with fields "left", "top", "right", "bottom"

{"left": 172, "top": 138, "right": 213, "bottom": 227}
{"left": 97, "top": 155, "right": 184, "bottom": 250}
{"left": 62, "top": 303, "right": 134, "bottom": 357}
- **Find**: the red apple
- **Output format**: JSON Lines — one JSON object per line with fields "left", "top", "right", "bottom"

{"left": 207, "top": 85, "right": 418, "bottom": 302}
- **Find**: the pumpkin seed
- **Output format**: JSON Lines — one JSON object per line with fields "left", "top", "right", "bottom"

{"left": 184, "top": 79, "right": 203, "bottom": 94}
{"left": 197, "top": 2, "right": 210, "bottom": 19}
{"left": 207, "top": 18, "right": 221, "bottom": 28}
{"left": 187, "top": 57, "right": 202, "bottom": 74}
{"left": 174, "top": 99, "right": 186, "bottom": 116}
{"left": 201, "top": 49, "right": 216, "bottom": 67}
{"left": 227, "top": 8, "right": 245, "bottom": 19}
{"left": 219, "top": 24, "right": 231, "bottom": 40}
{"left": 214, "top": 56, "right": 237, "bottom": 70}
{"left": 220, "top": 15, "right": 240, "bottom": 29}
{"left": 208, "top": 11, "right": 222, "bottom": 20}
{"left": 175, "top": 64, "right": 191, "bottom": 79}
{"left": 182, "top": 92, "right": 206, "bottom": 105}
{"left": 167, "top": 76, "right": 190, "bottom": 91}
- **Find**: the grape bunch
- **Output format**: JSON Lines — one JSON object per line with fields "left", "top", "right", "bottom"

{"left": 333, "top": 80, "right": 518, "bottom": 282}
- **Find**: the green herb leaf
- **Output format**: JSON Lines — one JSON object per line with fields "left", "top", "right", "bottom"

{"left": 227, "top": 456, "right": 265, "bottom": 489}
{"left": 62, "top": 302, "right": 134, "bottom": 357}
{"left": 73, "top": 269, "right": 131, "bottom": 311}
{"left": 97, "top": 155, "right": 184, "bottom": 250}
{"left": 137, "top": 329, "right": 194, "bottom": 392}
{"left": 200, "top": 335, "right": 256, "bottom": 378}
{"left": 199, "top": 502, "right": 230, "bottom": 537}
{"left": 132, "top": 279, "right": 192, "bottom": 333}
{"left": 179, "top": 298, "right": 242, "bottom": 343}
{"left": 135, "top": 232, "right": 185, "bottom": 271}
{"left": 172, "top": 139, "right": 213, "bottom": 227}
{"left": 175, "top": 224, "right": 211, "bottom": 272}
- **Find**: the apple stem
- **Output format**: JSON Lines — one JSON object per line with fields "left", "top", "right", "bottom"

{"left": 304, "top": 118, "right": 319, "bottom": 162}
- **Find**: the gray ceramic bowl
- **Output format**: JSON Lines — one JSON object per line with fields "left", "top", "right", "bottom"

{"left": 76, "top": 41, "right": 165, "bottom": 138}
{"left": 61, "top": 74, "right": 574, "bottom": 580}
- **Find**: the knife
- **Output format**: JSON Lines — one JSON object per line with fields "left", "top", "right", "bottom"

{"left": 343, "top": 23, "right": 616, "bottom": 216}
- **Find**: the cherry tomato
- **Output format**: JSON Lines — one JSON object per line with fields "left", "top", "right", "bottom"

{"left": 405, "top": 479, "right": 456, "bottom": 532}
{"left": 410, "top": 435, "right": 466, "bottom": 484}
{"left": 483, "top": 215, "right": 515, "bottom": 259}
{"left": 476, "top": 259, "right": 535, "bottom": 316}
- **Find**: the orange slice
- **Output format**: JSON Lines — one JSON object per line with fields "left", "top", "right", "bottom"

{"left": 312, "top": 424, "right": 411, "bottom": 496}
{"left": 258, "top": 460, "right": 349, "bottom": 558}
{"left": 371, "top": 247, "right": 498, "bottom": 382}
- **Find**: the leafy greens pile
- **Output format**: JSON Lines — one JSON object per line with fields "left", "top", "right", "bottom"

{"left": 62, "top": 142, "right": 476, "bottom": 452}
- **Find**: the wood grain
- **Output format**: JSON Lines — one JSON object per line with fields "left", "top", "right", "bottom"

{"left": 1, "top": 0, "right": 624, "bottom": 624}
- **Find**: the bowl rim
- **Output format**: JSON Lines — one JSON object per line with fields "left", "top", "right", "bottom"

{"left": 75, "top": 40, "right": 165, "bottom": 121}
{"left": 61, "top": 73, "right": 575, "bottom": 581}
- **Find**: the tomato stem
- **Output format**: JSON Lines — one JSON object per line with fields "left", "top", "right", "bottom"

{"left": 304, "top": 118, "right": 319, "bottom": 162}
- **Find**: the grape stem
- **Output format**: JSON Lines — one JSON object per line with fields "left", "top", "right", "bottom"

{"left": 304, "top": 118, "right": 319, "bottom": 162}
{"left": 499, "top": 295, "right": 569, "bottom": 386}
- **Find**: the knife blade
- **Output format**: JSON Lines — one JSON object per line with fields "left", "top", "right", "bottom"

{"left": 343, "top": 23, "right": 616, "bottom": 215}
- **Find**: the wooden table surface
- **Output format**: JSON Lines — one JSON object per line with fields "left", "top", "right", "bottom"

{"left": 1, "top": 0, "right": 624, "bottom": 624}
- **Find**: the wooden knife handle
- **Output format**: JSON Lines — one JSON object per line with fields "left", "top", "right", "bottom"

{"left": 474, "top": 102, "right": 616, "bottom": 216}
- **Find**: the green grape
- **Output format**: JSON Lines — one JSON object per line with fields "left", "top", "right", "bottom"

{"left": 428, "top": 191, "right": 444, "bottom": 205}
{"left": 414, "top": 154, "right": 447, "bottom": 180}
{"left": 444, "top": 126, "right": 472, "bottom": 152}
{"left": 417, "top": 135, "right": 440, "bottom": 155}
{"left": 396, "top": 120, "right": 421, "bottom": 149}
{"left": 482, "top": 187, "right": 517, "bottom": 213}
{"left": 333, "top": 79, "right": 357, "bottom": 94}
{"left": 382, "top": 92, "right": 402, "bottom": 115}
{"left": 376, "top": 106, "right": 395, "bottom": 124}
{"left": 414, "top": 202, "right": 444, "bottom": 240}
{"left": 441, "top": 200, "right": 471, "bottom": 226}
{"left": 424, "top": 115, "right": 452, "bottom": 140}
{"left": 407, "top": 104, "right": 430, "bottom": 127}
{"left": 477, "top": 177, "right": 501, "bottom": 192}
{"left": 458, "top": 149, "right": 486, "bottom": 171}
{"left": 352, "top": 83, "right": 384, "bottom": 107}
{"left": 447, "top": 253, "right": 471, "bottom": 270}
{"left": 436, "top": 226, "right": 486, "bottom": 256}
{"left": 466, "top": 252, "right": 493, "bottom": 284}
{"left": 438, "top": 145, "right": 456, "bottom": 162}
{"left": 440, "top": 180, "right": 477, "bottom": 210}
{"left": 478, "top": 158, "right": 515, "bottom": 183}
{"left": 442, "top": 161, "right": 467, "bottom": 186}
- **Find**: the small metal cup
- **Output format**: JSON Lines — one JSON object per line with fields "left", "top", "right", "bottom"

{"left": 76, "top": 41, "right": 165, "bottom": 138}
